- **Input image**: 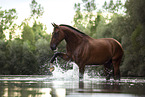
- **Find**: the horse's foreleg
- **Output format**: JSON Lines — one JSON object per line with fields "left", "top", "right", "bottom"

{"left": 50, "top": 53, "right": 57, "bottom": 63}
{"left": 50, "top": 52, "right": 70, "bottom": 63}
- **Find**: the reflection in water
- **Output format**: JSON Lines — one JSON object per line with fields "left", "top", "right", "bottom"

{"left": 51, "top": 88, "right": 66, "bottom": 97}
{"left": 3, "top": 87, "right": 52, "bottom": 97}
{"left": 79, "top": 81, "right": 84, "bottom": 89}
{"left": 0, "top": 80, "right": 67, "bottom": 97}
{"left": 78, "top": 81, "right": 121, "bottom": 93}
{"left": 1, "top": 83, "right": 66, "bottom": 97}
{"left": 0, "top": 76, "right": 145, "bottom": 97}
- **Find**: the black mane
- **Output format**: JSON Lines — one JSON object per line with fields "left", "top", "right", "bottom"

{"left": 59, "top": 24, "right": 87, "bottom": 36}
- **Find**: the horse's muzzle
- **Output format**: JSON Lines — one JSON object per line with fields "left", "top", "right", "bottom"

{"left": 50, "top": 44, "right": 56, "bottom": 51}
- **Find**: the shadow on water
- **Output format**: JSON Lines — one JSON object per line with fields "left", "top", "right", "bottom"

{"left": 0, "top": 75, "right": 145, "bottom": 97}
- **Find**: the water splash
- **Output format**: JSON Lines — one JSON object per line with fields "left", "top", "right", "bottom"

{"left": 50, "top": 61, "right": 78, "bottom": 80}
{"left": 50, "top": 59, "right": 91, "bottom": 80}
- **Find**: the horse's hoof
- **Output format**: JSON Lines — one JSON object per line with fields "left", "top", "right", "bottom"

{"left": 49, "top": 63, "right": 55, "bottom": 72}
{"left": 50, "top": 67, "right": 55, "bottom": 72}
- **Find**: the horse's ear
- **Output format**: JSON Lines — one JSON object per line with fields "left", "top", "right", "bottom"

{"left": 51, "top": 23, "right": 58, "bottom": 28}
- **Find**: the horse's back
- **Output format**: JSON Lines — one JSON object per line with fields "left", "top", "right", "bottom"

{"left": 81, "top": 38, "right": 123, "bottom": 65}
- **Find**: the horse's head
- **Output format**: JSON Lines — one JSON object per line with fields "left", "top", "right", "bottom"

{"left": 50, "top": 23, "right": 65, "bottom": 50}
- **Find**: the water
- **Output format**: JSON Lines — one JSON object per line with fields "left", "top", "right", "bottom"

{"left": 0, "top": 63, "right": 145, "bottom": 97}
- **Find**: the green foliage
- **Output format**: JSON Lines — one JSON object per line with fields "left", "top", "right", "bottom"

{"left": 0, "top": 0, "right": 52, "bottom": 75}
{"left": 7, "top": 39, "right": 23, "bottom": 74}
{"left": 103, "top": 0, "right": 124, "bottom": 14}
{"left": 0, "top": 25, "right": 5, "bottom": 39}
{"left": 32, "top": 21, "right": 48, "bottom": 41}
{"left": 74, "top": 0, "right": 105, "bottom": 38}
{"left": 0, "top": 40, "right": 8, "bottom": 74}
{"left": 0, "top": 38, "right": 53, "bottom": 75}
{"left": 125, "top": 0, "right": 145, "bottom": 24}
{"left": 0, "top": 8, "right": 17, "bottom": 30}
{"left": 35, "top": 38, "right": 52, "bottom": 74}
{"left": 82, "top": 0, "right": 96, "bottom": 12}
{"left": 30, "top": 0, "right": 44, "bottom": 18}
{"left": 22, "top": 24, "right": 35, "bottom": 44}
{"left": 131, "top": 24, "right": 142, "bottom": 50}
{"left": 121, "top": 23, "right": 145, "bottom": 77}
{"left": 120, "top": 0, "right": 145, "bottom": 77}
{"left": 0, "top": 8, "right": 17, "bottom": 39}
{"left": 21, "top": 41, "right": 37, "bottom": 74}
{"left": 73, "top": 3, "right": 83, "bottom": 27}
{"left": 73, "top": 0, "right": 124, "bottom": 40}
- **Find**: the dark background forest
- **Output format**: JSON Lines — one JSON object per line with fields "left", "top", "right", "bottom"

{"left": 0, "top": 0, "right": 145, "bottom": 77}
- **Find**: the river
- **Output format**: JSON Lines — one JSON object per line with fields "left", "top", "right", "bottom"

{"left": 0, "top": 63, "right": 145, "bottom": 97}
{"left": 0, "top": 75, "right": 145, "bottom": 97}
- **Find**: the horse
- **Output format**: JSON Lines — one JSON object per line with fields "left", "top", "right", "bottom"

{"left": 49, "top": 23, "right": 123, "bottom": 80}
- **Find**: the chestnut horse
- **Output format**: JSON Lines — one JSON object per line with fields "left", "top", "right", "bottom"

{"left": 50, "top": 23, "right": 123, "bottom": 80}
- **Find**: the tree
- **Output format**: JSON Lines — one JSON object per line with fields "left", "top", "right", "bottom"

{"left": 103, "top": 0, "right": 124, "bottom": 14}
{"left": 0, "top": 40, "right": 8, "bottom": 74}
{"left": 73, "top": 0, "right": 102, "bottom": 37}
{"left": 0, "top": 8, "right": 17, "bottom": 39}
{"left": 30, "top": 0, "right": 44, "bottom": 19}
{"left": 6, "top": 39, "right": 23, "bottom": 74}
{"left": 0, "top": 0, "right": 52, "bottom": 75}
{"left": 82, "top": 0, "right": 96, "bottom": 12}
{"left": 32, "top": 21, "right": 48, "bottom": 41}
{"left": 21, "top": 41, "right": 37, "bottom": 74}
{"left": 119, "top": 0, "right": 145, "bottom": 77}
{"left": 21, "top": 0, "right": 47, "bottom": 42}
{"left": 22, "top": 24, "right": 35, "bottom": 44}
{"left": 125, "top": 0, "right": 145, "bottom": 25}
{"left": 35, "top": 38, "right": 52, "bottom": 74}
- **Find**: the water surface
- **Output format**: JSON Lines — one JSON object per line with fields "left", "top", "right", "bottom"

{"left": 0, "top": 75, "right": 145, "bottom": 97}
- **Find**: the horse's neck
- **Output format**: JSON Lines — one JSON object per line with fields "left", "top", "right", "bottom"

{"left": 64, "top": 29, "right": 84, "bottom": 51}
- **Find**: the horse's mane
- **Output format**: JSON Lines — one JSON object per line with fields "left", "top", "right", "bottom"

{"left": 59, "top": 24, "right": 87, "bottom": 36}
